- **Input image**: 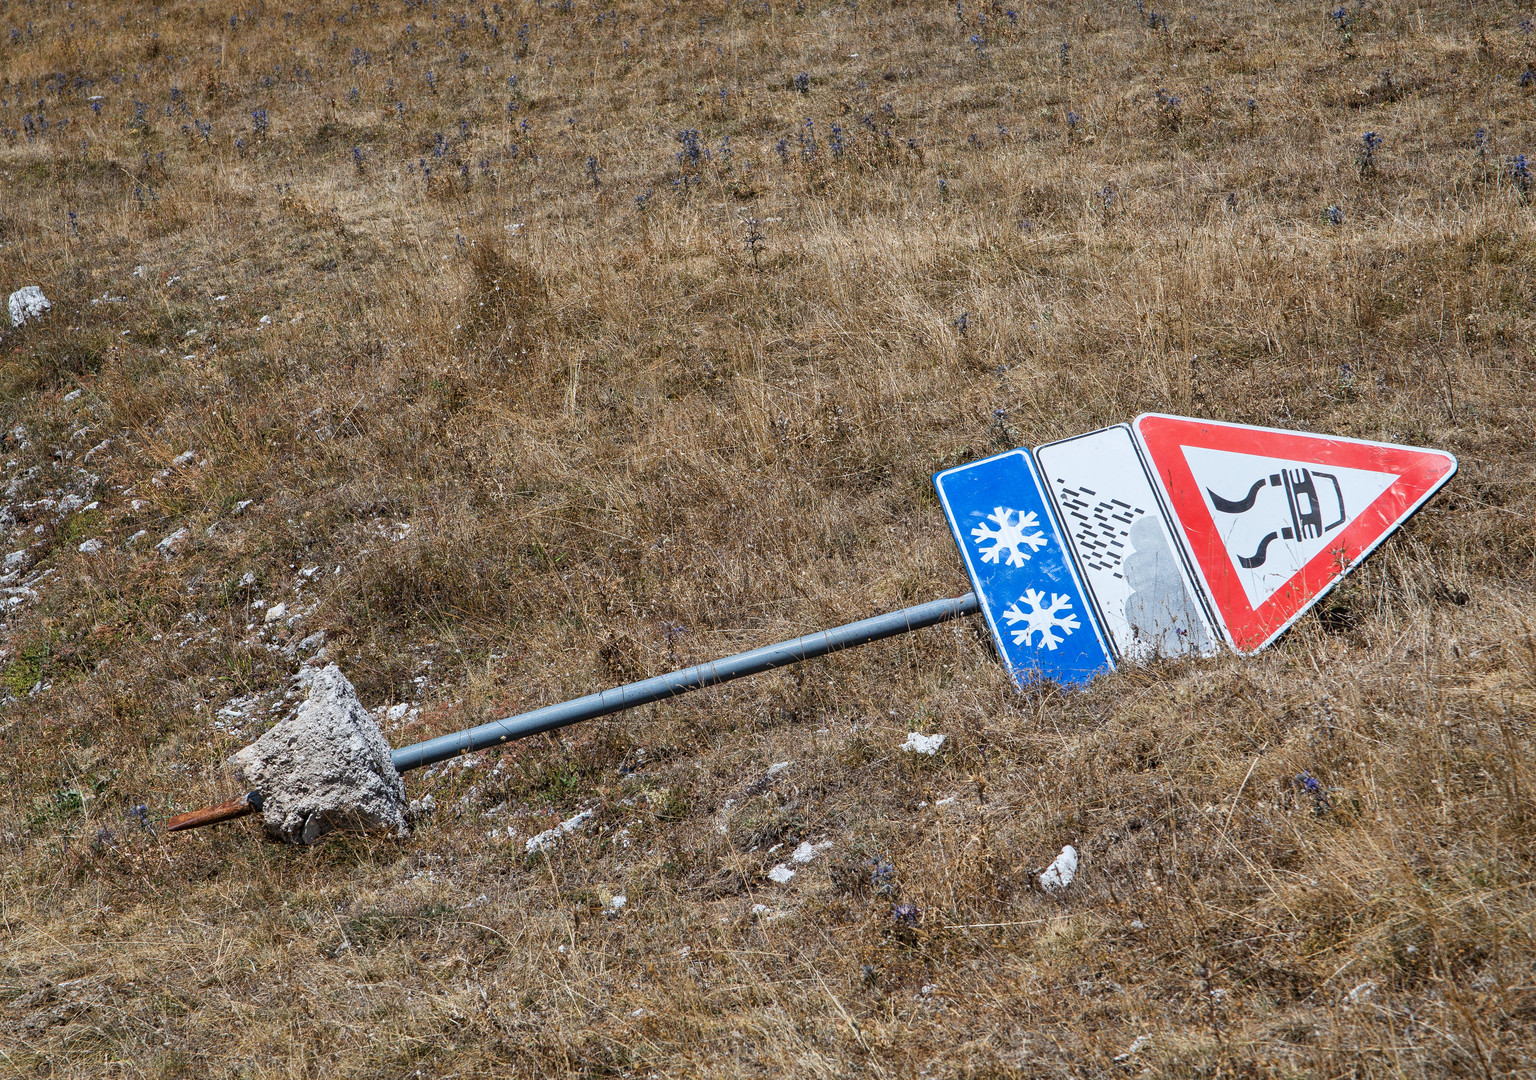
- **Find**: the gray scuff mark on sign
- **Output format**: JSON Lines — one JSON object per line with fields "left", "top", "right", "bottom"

{"left": 1034, "top": 425, "right": 1218, "bottom": 663}
{"left": 1122, "top": 515, "right": 1213, "bottom": 657}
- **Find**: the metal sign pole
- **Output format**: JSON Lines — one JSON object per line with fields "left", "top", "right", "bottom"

{"left": 390, "top": 592, "right": 979, "bottom": 772}
{"left": 167, "top": 593, "right": 979, "bottom": 832}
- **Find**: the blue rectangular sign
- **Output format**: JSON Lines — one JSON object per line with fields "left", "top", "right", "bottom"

{"left": 934, "top": 449, "right": 1113, "bottom": 688}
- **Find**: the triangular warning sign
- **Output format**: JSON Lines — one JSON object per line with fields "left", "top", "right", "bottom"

{"left": 1133, "top": 414, "right": 1457, "bottom": 653}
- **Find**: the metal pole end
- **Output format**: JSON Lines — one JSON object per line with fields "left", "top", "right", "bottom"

{"left": 166, "top": 791, "right": 263, "bottom": 834}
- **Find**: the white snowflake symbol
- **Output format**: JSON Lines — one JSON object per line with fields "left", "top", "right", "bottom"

{"left": 1003, "top": 589, "right": 1081, "bottom": 651}
{"left": 970, "top": 507, "right": 1048, "bottom": 568}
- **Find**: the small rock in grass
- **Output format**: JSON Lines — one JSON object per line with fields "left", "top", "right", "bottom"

{"left": 77, "top": 539, "right": 103, "bottom": 555}
{"left": 525, "top": 808, "right": 596, "bottom": 854}
{"left": 407, "top": 793, "right": 436, "bottom": 821}
{"left": 264, "top": 602, "right": 288, "bottom": 623}
{"left": 154, "top": 527, "right": 189, "bottom": 557}
{"left": 744, "top": 760, "right": 792, "bottom": 795}
{"left": 790, "top": 840, "right": 832, "bottom": 864}
{"left": 1038, "top": 845, "right": 1078, "bottom": 893}
{"left": 1114, "top": 1035, "right": 1153, "bottom": 1063}
{"left": 767, "top": 864, "right": 795, "bottom": 884}
{"left": 900, "top": 732, "right": 945, "bottom": 755}
{"left": 8, "top": 287, "right": 50, "bottom": 328}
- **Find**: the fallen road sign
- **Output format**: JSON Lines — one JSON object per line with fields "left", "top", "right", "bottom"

{"left": 934, "top": 448, "right": 1113, "bottom": 687}
{"left": 1133, "top": 414, "right": 1458, "bottom": 653}
{"left": 1035, "top": 424, "right": 1221, "bottom": 663}
{"left": 167, "top": 416, "right": 1461, "bottom": 841}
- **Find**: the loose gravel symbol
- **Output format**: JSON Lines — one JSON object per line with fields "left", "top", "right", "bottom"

{"left": 970, "top": 506, "right": 1047, "bottom": 568}
{"left": 1003, "top": 589, "right": 1081, "bottom": 650}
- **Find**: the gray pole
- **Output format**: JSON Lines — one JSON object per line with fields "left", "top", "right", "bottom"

{"left": 389, "top": 592, "right": 980, "bottom": 773}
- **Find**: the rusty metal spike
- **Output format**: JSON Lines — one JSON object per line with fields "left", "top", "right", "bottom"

{"left": 166, "top": 791, "right": 262, "bottom": 833}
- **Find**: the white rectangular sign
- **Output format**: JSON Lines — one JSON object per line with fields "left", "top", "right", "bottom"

{"left": 1034, "top": 425, "right": 1220, "bottom": 663}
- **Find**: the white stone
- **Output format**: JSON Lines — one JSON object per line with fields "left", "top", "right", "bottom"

{"left": 525, "top": 808, "right": 596, "bottom": 854}
{"left": 900, "top": 732, "right": 945, "bottom": 755}
{"left": 767, "top": 864, "right": 795, "bottom": 884}
{"left": 77, "top": 539, "right": 103, "bottom": 554}
{"left": 8, "top": 287, "right": 50, "bottom": 328}
{"left": 172, "top": 450, "right": 196, "bottom": 467}
{"left": 1346, "top": 981, "right": 1376, "bottom": 1004}
{"left": 1038, "top": 845, "right": 1078, "bottom": 893}
{"left": 264, "top": 602, "right": 288, "bottom": 623}
{"left": 227, "top": 664, "right": 409, "bottom": 844}
{"left": 408, "top": 793, "right": 436, "bottom": 821}
{"left": 155, "top": 527, "right": 189, "bottom": 557}
{"left": 791, "top": 840, "right": 832, "bottom": 864}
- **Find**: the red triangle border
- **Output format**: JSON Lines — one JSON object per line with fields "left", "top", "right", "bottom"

{"left": 1134, "top": 414, "right": 1457, "bottom": 653}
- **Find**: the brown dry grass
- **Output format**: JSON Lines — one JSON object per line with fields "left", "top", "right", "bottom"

{"left": 2, "top": 0, "right": 1535, "bottom": 1076}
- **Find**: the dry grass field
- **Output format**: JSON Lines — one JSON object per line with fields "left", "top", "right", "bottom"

{"left": 2, "top": 0, "right": 1535, "bottom": 1075}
